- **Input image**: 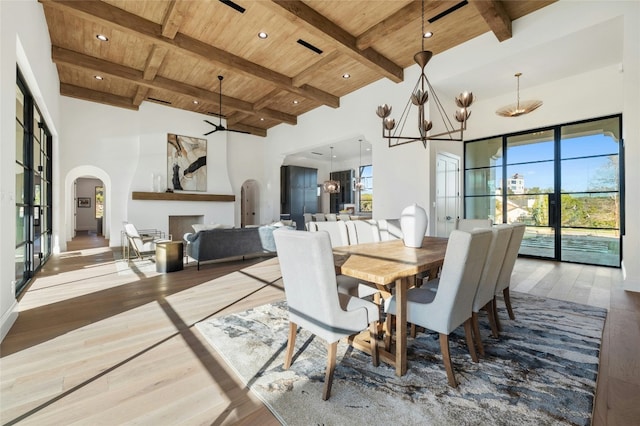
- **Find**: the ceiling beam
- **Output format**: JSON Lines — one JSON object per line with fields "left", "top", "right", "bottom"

{"left": 225, "top": 122, "right": 267, "bottom": 137}
{"left": 225, "top": 112, "right": 250, "bottom": 126}
{"left": 133, "top": 87, "right": 149, "bottom": 106}
{"left": 292, "top": 50, "right": 341, "bottom": 87}
{"left": 142, "top": 45, "right": 168, "bottom": 80}
{"left": 60, "top": 83, "right": 139, "bottom": 110}
{"left": 39, "top": 0, "right": 339, "bottom": 108}
{"left": 266, "top": 1, "right": 403, "bottom": 83}
{"left": 468, "top": 0, "right": 512, "bottom": 42}
{"left": 51, "top": 46, "right": 297, "bottom": 125}
{"left": 356, "top": 1, "right": 422, "bottom": 50}
{"left": 161, "top": 0, "right": 186, "bottom": 39}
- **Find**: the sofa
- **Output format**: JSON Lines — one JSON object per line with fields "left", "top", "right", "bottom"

{"left": 184, "top": 225, "right": 287, "bottom": 270}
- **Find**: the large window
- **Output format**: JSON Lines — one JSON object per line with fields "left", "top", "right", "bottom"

{"left": 464, "top": 115, "right": 622, "bottom": 267}
{"left": 15, "top": 69, "right": 53, "bottom": 295}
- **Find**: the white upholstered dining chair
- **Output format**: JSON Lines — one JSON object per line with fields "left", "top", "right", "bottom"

{"left": 493, "top": 222, "right": 526, "bottom": 331}
{"left": 345, "top": 220, "right": 381, "bottom": 245}
{"left": 455, "top": 218, "right": 493, "bottom": 232}
{"left": 384, "top": 229, "right": 493, "bottom": 387}
{"left": 273, "top": 229, "right": 379, "bottom": 400}
{"left": 470, "top": 224, "right": 512, "bottom": 355}
{"left": 307, "top": 221, "right": 378, "bottom": 299}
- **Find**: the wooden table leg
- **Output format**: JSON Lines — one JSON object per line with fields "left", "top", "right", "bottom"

{"left": 395, "top": 277, "right": 408, "bottom": 376}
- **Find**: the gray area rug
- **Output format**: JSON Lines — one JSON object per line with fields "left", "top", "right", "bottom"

{"left": 195, "top": 293, "right": 606, "bottom": 426}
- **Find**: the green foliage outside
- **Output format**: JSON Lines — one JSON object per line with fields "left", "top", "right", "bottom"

{"left": 360, "top": 193, "right": 372, "bottom": 212}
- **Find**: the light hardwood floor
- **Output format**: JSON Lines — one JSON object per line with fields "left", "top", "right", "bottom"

{"left": 1, "top": 232, "right": 639, "bottom": 425}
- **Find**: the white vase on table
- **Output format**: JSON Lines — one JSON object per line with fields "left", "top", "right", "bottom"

{"left": 400, "top": 203, "right": 428, "bottom": 248}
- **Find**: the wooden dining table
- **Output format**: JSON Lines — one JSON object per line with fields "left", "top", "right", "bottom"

{"left": 333, "top": 236, "right": 448, "bottom": 376}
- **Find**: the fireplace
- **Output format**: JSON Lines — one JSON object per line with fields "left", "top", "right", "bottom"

{"left": 169, "top": 215, "right": 204, "bottom": 241}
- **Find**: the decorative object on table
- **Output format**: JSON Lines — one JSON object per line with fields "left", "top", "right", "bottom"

{"left": 196, "top": 293, "right": 605, "bottom": 425}
{"left": 400, "top": 203, "right": 428, "bottom": 247}
{"left": 495, "top": 72, "right": 543, "bottom": 117}
{"left": 202, "top": 75, "right": 250, "bottom": 135}
{"left": 375, "top": 0, "right": 473, "bottom": 148}
{"left": 322, "top": 146, "right": 341, "bottom": 193}
{"left": 77, "top": 197, "right": 91, "bottom": 208}
{"left": 167, "top": 133, "right": 207, "bottom": 192}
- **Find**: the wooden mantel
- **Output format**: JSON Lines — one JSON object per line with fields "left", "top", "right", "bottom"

{"left": 132, "top": 191, "right": 235, "bottom": 202}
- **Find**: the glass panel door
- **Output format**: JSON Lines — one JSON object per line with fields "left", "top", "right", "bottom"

{"left": 560, "top": 117, "right": 621, "bottom": 266}
{"left": 505, "top": 130, "right": 556, "bottom": 259}
{"left": 465, "top": 115, "right": 622, "bottom": 267}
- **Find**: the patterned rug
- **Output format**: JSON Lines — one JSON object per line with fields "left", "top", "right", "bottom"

{"left": 195, "top": 293, "right": 606, "bottom": 426}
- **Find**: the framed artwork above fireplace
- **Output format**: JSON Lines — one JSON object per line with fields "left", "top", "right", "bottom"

{"left": 167, "top": 133, "right": 207, "bottom": 192}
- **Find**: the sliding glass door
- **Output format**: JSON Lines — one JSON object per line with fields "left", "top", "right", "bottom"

{"left": 464, "top": 115, "right": 622, "bottom": 267}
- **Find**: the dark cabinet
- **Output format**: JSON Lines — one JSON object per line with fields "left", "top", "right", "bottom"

{"left": 281, "top": 166, "right": 318, "bottom": 230}
{"left": 329, "top": 169, "right": 354, "bottom": 213}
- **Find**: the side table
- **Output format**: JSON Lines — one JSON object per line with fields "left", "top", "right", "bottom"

{"left": 156, "top": 241, "right": 184, "bottom": 273}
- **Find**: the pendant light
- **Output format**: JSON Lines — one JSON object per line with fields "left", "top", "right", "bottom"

{"left": 322, "top": 147, "right": 341, "bottom": 193}
{"left": 496, "top": 72, "right": 543, "bottom": 117}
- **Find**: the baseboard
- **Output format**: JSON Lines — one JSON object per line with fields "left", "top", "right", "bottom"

{"left": 0, "top": 301, "right": 19, "bottom": 343}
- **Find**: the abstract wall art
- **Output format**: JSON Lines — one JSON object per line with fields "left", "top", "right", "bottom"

{"left": 167, "top": 133, "right": 207, "bottom": 192}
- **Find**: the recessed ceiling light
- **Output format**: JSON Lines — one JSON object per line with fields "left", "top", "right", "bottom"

{"left": 292, "top": 100, "right": 299, "bottom": 104}
{"left": 258, "top": 32, "right": 268, "bottom": 39}
{"left": 423, "top": 31, "right": 433, "bottom": 38}
{"left": 193, "top": 100, "right": 199, "bottom": 104}
{"left": 260, "top": 117, "right": 265, "bottom": 121}
{"left": 94, "top": 75, "right": 103, "bottom": 80}
{"left": 96, "top": 34, "right": 108, "bottom": 41}
{"left": 342, "top": 73, "right": 350, "bottom": 79}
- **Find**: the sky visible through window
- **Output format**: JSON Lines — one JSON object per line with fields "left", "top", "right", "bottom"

{"left": 506, "top": 134, "right": 619, "bottom": 192}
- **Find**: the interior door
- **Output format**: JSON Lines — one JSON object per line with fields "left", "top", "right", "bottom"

{"left": 435, "top": 153, "right": 460, "bottom": 237}
{"left": 241, "top": 180, "right": 259, "bottom": 227}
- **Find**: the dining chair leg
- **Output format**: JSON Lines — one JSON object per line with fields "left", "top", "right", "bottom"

{"left": 410, "top": 323, "right": 417, "bottom": 338}
{"left": 383, "top": 314, "right": 393, "bottom": 351}
{"left": 493, "top": 296, "right": 502, "bottom": 332}
{"left": 471, "top": 312, "right": 485, "bottom": 357}
{"left": 369, "top": 322, "right": 379, "bottom": 367}
{"left": 503, "top": 288, "right": 516, "bottom": 320}
{"left": 463, "top": 319, "right": 479, "bottom": 363}
{"left": 322, "top": 341, "right": 338, "bottom": 400}
{"left": 485, "top": 300, "right": 499, "bottom": 338}
{"left": 439, "top": 333, "right": 457, "bottom": 388}
{"left": 284, "top": 321, "right": 297, "bottom": 369}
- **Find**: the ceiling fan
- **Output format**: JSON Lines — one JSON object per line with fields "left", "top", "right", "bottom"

{"left": 203, "top": 75, "right": 249, "bottom": 135}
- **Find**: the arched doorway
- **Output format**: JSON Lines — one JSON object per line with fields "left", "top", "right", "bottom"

{"left": 63, "top": 166, "right": 111, "bottom": 252}
{"left": 241, "top": 180, "right": 259, "bottom": 227}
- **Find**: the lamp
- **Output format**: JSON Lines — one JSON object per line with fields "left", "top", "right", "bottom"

{"left": 322, "top": 147, "right": 341, "bottom": 193}
{"left": 496, "top": 72, "right": 543, "bottom": 117}
{"left": 375, "top": 0, "right": 474, "bottom": 148}
{"left": 353, "top": 139, "right": 365, "bottom": 191}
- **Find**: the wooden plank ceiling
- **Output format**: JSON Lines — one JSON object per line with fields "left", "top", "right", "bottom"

{"left": 39, "top": 0, "right": 555, "bottom": 137}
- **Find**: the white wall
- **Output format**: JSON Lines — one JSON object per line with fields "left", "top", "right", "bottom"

{"left": 1, "top": 0, "right": 61, "bottom": 339}
{"left": 58, "top": 99, "right": 241, "bottom": 248}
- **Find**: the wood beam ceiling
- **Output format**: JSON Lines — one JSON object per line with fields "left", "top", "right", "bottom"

{"left": 468, "top": 0, "right": 512, "bottom": 42}
{"left": 39, "top": 0, "right": 340, "bottom": 108}
{"left": 266, "top": 0, "right": 403, "bottom": 83}
{"left": 51, "top": 46, "right": 297, "bottom": 125}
